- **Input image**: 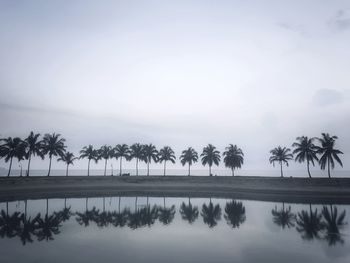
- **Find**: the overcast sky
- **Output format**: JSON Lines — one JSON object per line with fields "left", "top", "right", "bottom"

{"left": 0, "top": 0, "right": 349, "bottom": 172}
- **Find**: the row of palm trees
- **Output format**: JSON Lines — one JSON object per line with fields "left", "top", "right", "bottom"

{"left": 0, "top": 132, "right": 343, "bottom": 178}
{"left": 1, "top": 197, "right": 346, "bottom": 246}
{"left": 269, "top": 133, "right": 343, "bottom": 178}
{"left": 0, "top": 132, "right": 244, "bottom": 177}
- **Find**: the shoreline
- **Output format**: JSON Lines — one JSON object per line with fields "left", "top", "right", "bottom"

{"left": 1, "top": 176, "right": 350, "bottom": 204}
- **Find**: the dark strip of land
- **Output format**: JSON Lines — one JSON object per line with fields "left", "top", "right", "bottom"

{"left": 1, "top": 176, "right": 350, "bottom": 204}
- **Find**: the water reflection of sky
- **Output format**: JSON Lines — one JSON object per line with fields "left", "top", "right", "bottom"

{"left": 1, "top": 197, "right": 349, "bottom": 263}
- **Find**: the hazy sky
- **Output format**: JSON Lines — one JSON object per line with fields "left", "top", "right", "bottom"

{"left": 1, "top": 0, "right": 349, "bottom": 171}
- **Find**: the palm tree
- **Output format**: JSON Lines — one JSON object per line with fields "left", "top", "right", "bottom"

{"left": 99, "top": 145, "right": 113, "bottom": 176}
{"left": 42, "top": 133, "right": 66, "bottom": 176}
{"left": 158, "top": 198, "right": 176, "bottom": 225}
{"left": 114, "top": 144, "right": 130, "bottom": 176}
{"left": 24, "top": 132, "right": 44, "bottom": 177}
{"left": 129, "top": 143, "right": 145, "bottom": 176}
{"left": 58, "top": 152, "right": 77, "bottom": 176}
{"left": 269, "top": 146, "right": 293, "bottom": 177}
{"left": 296, "top": 204, "right": 324, "bottom": 240}
{"left": 271, "top": 203, "right": 296, "bottom": 229}
{"left": 143, "top": 144, "right": 158, "bottom": 176}
{"left": 292, "top": 136, "right": 319, "bottom": 178}
{"left": 201, "top": 199, "right": 222, "bottom": 228}
{"left": 224, "top": 200, "right": 246, "bottom": 228}
{"left": 201, "top": 144, "right": 220, "bottom": 176}
{"left": 223, "top": 144, "right": 244, "bottom": 176}
{"left": 180, "top": 198, "right": 199, "bottom": 224}
{"left": 180, "top": 147, "right": 198, "bottom": 176}
{"left": 322, "top": 205, "right": 347, "bottom": 246}
{"left": 158, "top": 146, "right": 176, "bottom": 176}
{"left": 0, "top": 137, "right": 27, "bottom": 177}
{"left": 79, "top": 145, "right": 99, "bottom": 176}
{"left": 317, "top": 133, "right": 343, "bottom": 178}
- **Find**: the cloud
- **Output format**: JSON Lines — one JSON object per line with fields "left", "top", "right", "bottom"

{"left": 313, "top": 89, "right": 344, "bottom": 107}
{"left": 329, "top": 9, "right": 350, "bottom": 31}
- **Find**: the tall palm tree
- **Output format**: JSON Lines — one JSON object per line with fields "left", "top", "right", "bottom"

{"left": 201, "top": 144, "right": 220, "bottom": 176}
{"left": 224, "top": 200, "right": 246, "bottom": 228}
{"left": 322, "top": 205, "right": 347, "bottom": 246}
{"left": 42, "top": 133, "right": 66, "bottom": 176}
{"left": 201, "top": 199, "right": 222, "bottom": 228}
{"left": 317, "top": 133, "right": 343, "bottom": 178}
{"left": 271, "top": 203, "right": 296, "bottom": 229}
{"left": 79, "top": 145, "right": 99, "bottom": 176}
{"left": 269, "top": 146, "right": 293, "bottom": 178}
{"left": 114, "top": 144, "right": 130, "bottom": 176}
{"left": 158, "top": 146, "right": 176, "bottom": 176}
{"left": 129, "top": 143, "right": 145, "bottom": 176}
{"left": 24, "top": 132, "right": 44, "bottom": 177}
{"left": 296, "top": 204, "right": 324, "bottom": 240}
{"left": 99, "top": 145, "right": 113, "bottom": 176}
{"left": 179, "top": 198, "right": 199, "bottom": 224}
{"left": 143, "top": 144, "right": 158, "bottom": 176}
{"left": 58, "top": 152, "right": 77, "bottom": 176}
{"left": 0, "top": 137, "right": 26, "bottom": 177}
{"left": 180, "top": 147, "right": 198, "bottom": 176}
{"left": 292, "top": 136, "right": 319, "bottom": 178}
{"left": 223, "top": 144, "right": 244, "bottom": 176}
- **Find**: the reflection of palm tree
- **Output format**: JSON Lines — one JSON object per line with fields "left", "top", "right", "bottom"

{"left": 296, "top": 204, "right": 324, "bottom": 240}
{"left": 322, "top": 205, "right": 347, "bottom": 246}
{"left": 180, "top": 198, "right": 199, "bottom": 224}
{"left": 75, "top": 198, "right": 99, "bottom": 227}
{"left": 127, "top": 197, "right": 143, "bottom": 229}
{"left": 201, "top": 199, "right": 221, "bottom": 228}
{"left": 271, "top": 203, "right": 296, "bottom": 229}
{"left": 158, "top": 197, "right": 175, "bottom": 225}
{"left": 224, "top": 200, "right": 246, "bottom": 228}
{"left": 36, "top": 199, "right": 62, "bottom": 241}
{"left": 0, "top": 205, "right": 22, "bottom": 238}
{"left": 140, "top": 198, "right": 159, "bottom": 227}
{"left": 18, "top": 200, "right": 40, "bottom": 245}
{"left": 111, "top": 197, "right": 129, "bottom": 227}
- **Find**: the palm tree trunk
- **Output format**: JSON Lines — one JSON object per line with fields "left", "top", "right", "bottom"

{"left": 327, "top": 158, "right": 331, "bottom": 178}
{"left": 47, "top": 155, "right": 52, "bottom": 176}
{"left": 119, "top": 157, "right": 122, "bottom": 176}
{"left": 188, "top": 163, "right": 191, "bottom": 176}
{"left": 87, "top": 159, "right": 91, "bottom": 176}
{"left": 280, "top": 161, "right": 283, "bottom": 178}
{"left": 209, "top": 165, "right": 212, "bottom": 176}
{"left": 147, "top": 161, "right": 150, "bottom": 176}
{"left": 7, "top": 157, "right": 13, "bottom": 177}
{"left": 136, "top": 158, "right": 139, "bottom": 176}
{"left": 307, "top": 161, "right": 311, "bottom": 178}
{"left": 104, "top": 159, "right": 107, "bottom": 176}
{"left": 232, "top": 168, "right": 234, "bottom": 176}
{"left": 64, "top": 198, "right": 67, "bottom": 209}
{"left": 26, "top": 153, "right": 31, "bottom": 177}
{"left": 66, "top": 164, "right": 69, "bottom": 176}
{"left": 163, "top": 161, "right": 166, "bottom": 176}
{"left": 46, "top": 198, "right": 49, "bottom": 216}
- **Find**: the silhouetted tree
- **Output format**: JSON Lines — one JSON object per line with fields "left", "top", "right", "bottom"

{"left": 179, "top": 198, "right": 199, "bottom": 224}
{"left": 111, "top": 197, "right": 129, "bottom": 227}
{"left": 201, "top": 199, "right": 221, "bottom": 228}
{"left": 158, "top": 146, "right": 176, "bottom": 176}
{"left": 42, "top": 133, "right": 66, "bottom": 176}
{"left": 36, "top": 199, "right": 62, "bottom": 241}
{"left": 140, "top": 204, "right": 158, "bottom": 227}
{"left": 223, "top": 144, "right": 244, "bottom": 176}
{"left": 0, "top": 137, "right": 26, "bottom": 177}
{"left": 317, "top": 133, "right": 343, "bottom": 178}
{"left": 180, "top": 147, "right": 198, "bottom": 176}
{"left": 0, "top": 206, "right": 22, "bottom": 238}
{"left": 143, "top": 144, "right": 158, "bottom": 176}
{"left": 114, "top": 144, "right": 130, "bottom": 176}
{"left": 322, "top": 205, "right": 347, "bottom": 246}
{"left": 18, "top": 200, "right": 40, "bottom": 245}
{"left": 271, "top": 203, "right": 296, "bottom": 229}
{"left": 58, "top": 152, "right": 77, "bottom": 176}
{"left": 24, "top": 132, "right": 44, "bottom": 177}
{"left": 158, "top": 198, "right": 175, "bottom": 225}
{"left": 129, "top": 143, "right": 145, "bottom": 176}
{"left": 269, "top": 146, "right": 293, "bottom": 177}
{"left": 296, "top": 204, "right": 324, "bottom": 240}
{"left": 79, "top": 145, "right": 99, "bottom": 176}
{"left": 99, "top": 145, "right": 113, "bottom": 176}
{"left": 224, "top": 200, "right": 246, "bottom": 228}
{"left": 201, "top": 144, "right": 220, "bottom": 176}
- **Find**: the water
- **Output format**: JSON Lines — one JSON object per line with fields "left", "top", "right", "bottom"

{"left": 1, "top": 196, "right": 349, "bottom": 263}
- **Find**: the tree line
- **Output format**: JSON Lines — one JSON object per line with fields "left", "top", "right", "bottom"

{"left": 0, "top": 132, "right": 344, "bottom": 178}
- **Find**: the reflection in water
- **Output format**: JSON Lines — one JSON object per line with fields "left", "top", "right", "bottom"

{"left": 201, "top": 198, "right": 222, "bottom": 228}
{"left": 323, "top": 205, "right": 347, "bottom": 246}
{"left": 179, "top": 198, "right": 199, "bottom": 224}
{"left": 271, "top": 202, "right": 296, "bottom": 229}
{"left": 296, "top": 204, "right": 324, "bottom": 240}
{"left": 224, "top": 200, "right": 246, "bottom": 228}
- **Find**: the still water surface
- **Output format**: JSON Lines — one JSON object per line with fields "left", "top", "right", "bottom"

{"left": 0, "top": 196, "right": 349, "bottom": 263}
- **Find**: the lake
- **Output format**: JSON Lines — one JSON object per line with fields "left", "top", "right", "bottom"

{"left": 0, "top": 196, "right": 349, "bottom": 263}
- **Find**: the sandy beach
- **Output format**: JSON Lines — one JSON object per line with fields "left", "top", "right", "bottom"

{"left": 1, "top": 176, "right": 350, "bottom": 204}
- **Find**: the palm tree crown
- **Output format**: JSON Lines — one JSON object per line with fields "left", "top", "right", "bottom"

{"left": 269, "top": 146, "right": 293, "bottom": 177}
{"left": 58, "top": 152, "right": 77, "bottom": 176}
{"left": 0, "top": 137, "right": 27, "bottom": 177}
{"left": 292, "top": 136, "right": 319, "bottom": 178}
{"left": 42, "top": 133, "right": 66, "bottom": 176}
{"left": 223, "top": 144, "right": 244, "bottom": 176}
{"left": 317, "top": 133, "right": 343, "bottom": 178}
{"left": 143, "top": 144, "right": 158, "bottom": 176}
{"left": 180, "top": 147, "right": 198, "bottom": 176}
{"left": 158, "top": 146, "right": 176, "bottom": 176}
{"left": 24, "top": 132, "right": 44, "bottom": 177}
{"left": 79, "top": 145, "right": 99, "bottom": 176}
{"left": 114, "top": 144, "right": 130, "bottom": 176}
{"left": 201, "top": 144, "right": 220, "bottom": 176}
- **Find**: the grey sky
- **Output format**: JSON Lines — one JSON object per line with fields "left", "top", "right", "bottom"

{"left": 0, "top": 0, "right": 349, "bottom": 171}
